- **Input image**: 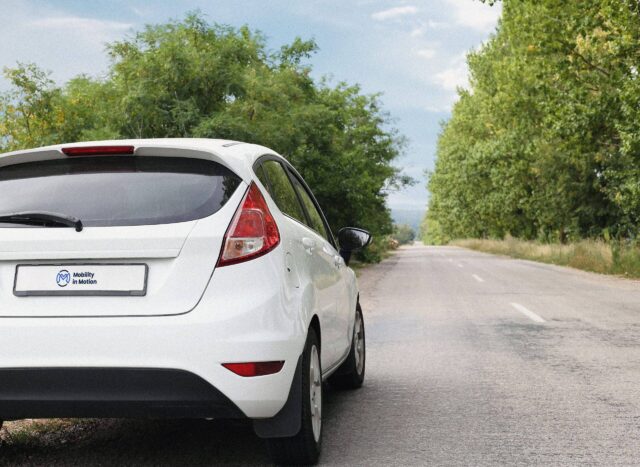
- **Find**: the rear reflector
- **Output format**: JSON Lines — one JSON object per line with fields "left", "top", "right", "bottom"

{"left": 62, "top": 146, "right": 135, "bottom": 156}
{"left": 222, "top": 361, "right": 285, "bottom": 377}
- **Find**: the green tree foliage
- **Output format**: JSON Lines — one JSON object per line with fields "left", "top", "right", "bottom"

{"left": 0, "top": 14, "right": 410, "bottom": 260}
{"left": 392, "top": 224, "right": 416, "bottom": 245}
{"left": 421, "top": 215, "right": 449, "bottom": 245}
{"left": 426, "top": 0, "right": 640, "bottom": 243}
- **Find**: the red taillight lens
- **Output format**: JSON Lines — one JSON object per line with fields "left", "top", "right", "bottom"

{"left": 222, "top": 361, "right": 285, "bottom": 377}
{"left": 217, "top": 182, "right": 280, "bottom": 267}
{"left": 62, "top": 145, "right": 135, "bottom": 156}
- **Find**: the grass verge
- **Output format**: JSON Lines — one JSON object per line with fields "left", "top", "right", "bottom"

{"left": 453, "top": 237, "right": 640, "bottom": 278}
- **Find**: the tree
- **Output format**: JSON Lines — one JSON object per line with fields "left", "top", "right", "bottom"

{"left": 426, "top": 0, "right": 640, "bottom": 242}
{"left": 0, "top": 13, "right": 412, "bottom": 260}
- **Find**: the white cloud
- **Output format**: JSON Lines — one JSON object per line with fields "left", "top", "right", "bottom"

{"left": 27, "top": 17, "right": 133, "bottom": 49}
{"left": 434, "top": 67, "right": 467, "bottom": 91}
{"left": 423, "top": 103, "right": 452, "bottom": 113}
{"left": 433, "top": 66, "right": 468, "bottom": 91}
{"left": 410, "top": 20, "right": 449, "bottom": 37}
{"left": 431, "top": 53, "right": 468, "bottom": 91}
{"left": 371, "top": 6, "right": 418, "bottom": 21}
{"left": 0, "top": 3, "right": 136, "bottom": 91}
{"left": 444, "top": 0, "right": 501, "bottom": 33}
{"left": 30, "top": 17, "right": 131, "bottom": 33}
{"left": 416, "top": 48, "right": 436, "bottom": 59}
{"left": 427, "top": 19, "right": 449, "bottom": 29}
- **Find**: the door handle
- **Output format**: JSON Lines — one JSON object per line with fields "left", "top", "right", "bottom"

{"left": 302, "top": 237, "right": 316, "bottom": 254}
{"left": 334, "top": 255, "right": 343, "bottom": 269}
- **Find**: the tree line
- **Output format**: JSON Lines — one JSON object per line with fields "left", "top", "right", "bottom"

{"left": 425, "top": 0, "right": 640, "bottom": 244}
{"left": 0, "top": 14, "right": 411, "bottom": 261}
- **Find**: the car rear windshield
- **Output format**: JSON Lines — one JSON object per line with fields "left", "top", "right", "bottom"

{"left": 0, "top": 156, "right": 242, "bottom": 227}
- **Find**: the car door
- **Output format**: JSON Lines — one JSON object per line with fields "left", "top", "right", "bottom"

{"left": 255, "top": 159, "right": 341, "bottom": 368}
{"left": 284, "top": 166, "right": 351, "bottom": 368}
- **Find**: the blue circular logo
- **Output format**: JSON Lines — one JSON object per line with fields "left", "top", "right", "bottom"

{"left": 56, "top": 270, "right": 71, "bottom": 287}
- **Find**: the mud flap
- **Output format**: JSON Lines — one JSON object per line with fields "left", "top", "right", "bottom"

{"left": 253, "top": 354, "right": 303, "bottom": 439}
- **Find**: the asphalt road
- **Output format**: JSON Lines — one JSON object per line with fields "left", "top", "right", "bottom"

{"left": 3, "top": 244, "right": 640, "bottom": 465}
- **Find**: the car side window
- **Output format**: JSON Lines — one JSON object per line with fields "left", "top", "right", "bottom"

{"left": 257, "top": 160, "right": 306, "bottom": 224}
{"left": 254, "top": 164, "right": 269, "bottom": 189}
{"left": 288, "top": 172, "right": 330, "bottom": 241}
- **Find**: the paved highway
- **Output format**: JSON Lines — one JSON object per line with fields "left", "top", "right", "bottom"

{"left": 326, "top": 244, "right": 640, "bottom": 465}
{"left": 2, "top": 244, "right": 640, "bottom": 465}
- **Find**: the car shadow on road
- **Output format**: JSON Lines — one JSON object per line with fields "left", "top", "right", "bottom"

{"left": 0, "top": 385, "right": 352, "bottom": 466}
{"left": 0, "top": 418, "right": 268, "bottom": 466}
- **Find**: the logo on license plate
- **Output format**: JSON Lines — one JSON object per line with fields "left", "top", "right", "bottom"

{"left": 56, "top": 269, "right": 71, "bottom": 287}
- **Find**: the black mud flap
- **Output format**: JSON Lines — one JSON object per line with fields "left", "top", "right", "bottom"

{"left": 253, "top": 354, "right": 303, "bottom": 439}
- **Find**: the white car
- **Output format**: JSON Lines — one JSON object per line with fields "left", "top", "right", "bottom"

{"left": 0, "top": 139, "right": 371, "bottom": 465}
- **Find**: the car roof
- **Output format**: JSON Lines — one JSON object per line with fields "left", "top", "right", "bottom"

{"left": 0, "top": 138, "right": 284, "bottom": 182}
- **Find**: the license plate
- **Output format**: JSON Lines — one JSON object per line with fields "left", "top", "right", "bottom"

{"left": 14, "top": 264, "right": 148, "bottom": 296}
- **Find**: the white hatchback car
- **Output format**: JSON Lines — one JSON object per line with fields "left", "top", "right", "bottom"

{"left": 0, "top": 139, "right": 371, "bottom": 464}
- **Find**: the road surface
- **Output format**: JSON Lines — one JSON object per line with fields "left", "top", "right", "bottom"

{"left": 2, "top": 244, "right": 640, "bottom": 465}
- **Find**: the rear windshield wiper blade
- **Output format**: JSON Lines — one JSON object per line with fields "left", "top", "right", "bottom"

{"left": 0, "top": 212, "right": 83, "bottom": 232}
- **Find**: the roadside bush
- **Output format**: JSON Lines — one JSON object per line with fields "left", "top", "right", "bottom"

{"left": 356, "top": 235, "right": 392, "bottom": 263}
{"left": 392, "top": 224, "right": 415, "bottom": 245}
{"left": 455, "top": 237, "right": 640, "bottom": 278}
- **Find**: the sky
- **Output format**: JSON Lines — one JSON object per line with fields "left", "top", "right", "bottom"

{"left": 0, "top": 0, "right": 501, "bottom": 211}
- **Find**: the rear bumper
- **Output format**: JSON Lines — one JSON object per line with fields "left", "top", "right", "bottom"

{"left": 0, "top": 368, "right": 245, "bottom": 420}
{"left": 0, "top": 313, "right": 304, "bottom": 419}
{"left": 0, "top": 253, "right": 307, "bottom": 420}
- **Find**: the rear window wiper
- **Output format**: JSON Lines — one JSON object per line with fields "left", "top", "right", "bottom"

{"left": 0, "top": 212, "right": 83, "bottom": 232}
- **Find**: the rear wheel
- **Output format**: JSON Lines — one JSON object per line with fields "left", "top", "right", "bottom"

{"left": 329, "top": 304, "right": 365, "bottom": 390}
{"left": 266, "top": 329, "right": 322, "bottom": 465}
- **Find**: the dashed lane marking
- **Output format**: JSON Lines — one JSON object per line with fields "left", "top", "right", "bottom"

{"left": 511, "top": 302, "right": 545, "bottom": 323}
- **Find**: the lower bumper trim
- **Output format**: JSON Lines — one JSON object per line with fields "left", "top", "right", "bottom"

{"left": 0, "top": 368, "right": 245, "bottom": 420}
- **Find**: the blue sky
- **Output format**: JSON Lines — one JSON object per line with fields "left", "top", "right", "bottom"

{"left": 0, "top": 0, "right": 501, "bottom": 210}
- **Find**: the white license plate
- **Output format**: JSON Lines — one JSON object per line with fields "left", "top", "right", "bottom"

{"left": 14, "top": 264, "right": 148, "bottom": 296}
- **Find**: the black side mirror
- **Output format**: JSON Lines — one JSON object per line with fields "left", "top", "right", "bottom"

{"left": 337, "top": 227, "right": 372, "bottom": 265}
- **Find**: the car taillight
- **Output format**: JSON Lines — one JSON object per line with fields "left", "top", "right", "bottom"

{"left": 222, "top": 361, "right": 285, "bottom": 377}
{"left": 217, "top": 182, "right": 280, "bottom": 267}
{"left": 62, "top": 145, "right": 135, "bottom": 156}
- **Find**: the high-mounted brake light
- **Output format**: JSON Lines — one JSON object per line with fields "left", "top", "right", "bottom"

{"left": 61, "top": 145, "right": 135, "bottom": 156}
{"left": 222, "top": 361, "right": 285, "bottom": 377}
{"left": 217, "top": 182, "right": 280, "bottom": 267}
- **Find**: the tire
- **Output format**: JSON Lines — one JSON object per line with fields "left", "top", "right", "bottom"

{"left": 266, "top": 329, "right": 322, "bottom": 465}
{"left": 328, "top": 304, "right": 365, "bottom": 390}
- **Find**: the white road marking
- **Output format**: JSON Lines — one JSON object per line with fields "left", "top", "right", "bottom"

{"left": 510, "top": 302, "right": 545, "bottom": 323}
{"left": 457, "top": 263, "right": 464, "bottom": 268}
{"left": 472, "top": 274, "right": 484, "bottom": 283}
{"left": 448, "top": 258, "right": 453, "bottom": 262}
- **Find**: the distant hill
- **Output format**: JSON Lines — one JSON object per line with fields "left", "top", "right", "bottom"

{"left": 391, "top": 208, "right": 425, "bottom": 233}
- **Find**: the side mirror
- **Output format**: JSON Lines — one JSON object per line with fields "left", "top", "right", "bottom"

{"left": 337, "top": 227, "right": 372, "bottom": 265}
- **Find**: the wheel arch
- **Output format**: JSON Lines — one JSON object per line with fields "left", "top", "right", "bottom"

{"left": 253, "top": 315, "right": 322, "bottom": 439}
